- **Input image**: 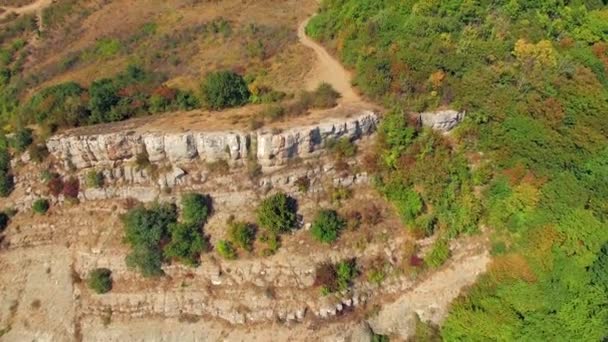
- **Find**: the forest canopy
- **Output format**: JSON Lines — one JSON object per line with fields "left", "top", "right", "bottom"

{"left": 308, "top": 0, "right": 608, "bottom": 339}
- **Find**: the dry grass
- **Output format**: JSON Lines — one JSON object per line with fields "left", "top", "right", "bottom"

{"left": 22, "top": 0, "right": 318, "bottom": 96}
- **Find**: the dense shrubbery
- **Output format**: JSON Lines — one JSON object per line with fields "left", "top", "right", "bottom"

{"left": 122, "top": 193, "right": 212, "bottom": 276}
{"left": 19, "top": 65, "right": 201, "bottom": 132}
{"left": 200, "top": 70, "right": 250, "bottom": 110}
{"left": 314, "top": 259, "right": 358, "bottom": 294}
{"left": 123, "top": 203, "right": 178, "bottom": 277}
{"left": 180, "top": 193, "right": 211, "bottom": 226}
{"left": 256, "top": 193, "right": 298, "bottom": 235}
{"left": 228, "top": 220, "right": 256, "bottom": 252}
{"left": 309, "top": 0, "right": 608, "bottom": 339}
{"left": 310, "top": 209, "right": 346, "bottom": 244}
{"left": 256, "top": 193, "right": 298, "bottom": 255}
{"left": 87, "top": 268, "right": 112, "bottom": 294}
{"left": 164, "top": 222, "right": 209, "bottom": 266}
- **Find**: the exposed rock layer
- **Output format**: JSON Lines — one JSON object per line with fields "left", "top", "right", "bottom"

{"left": 46, "top": 111, "right": 379, "bottom": 169}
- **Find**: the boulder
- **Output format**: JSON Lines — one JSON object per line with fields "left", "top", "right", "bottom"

{"left": 417, "top": 110, "right": 465, "bottom": 132}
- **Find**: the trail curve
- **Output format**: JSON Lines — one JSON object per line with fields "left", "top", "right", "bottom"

{"left": 298, "top": 17, "right": 362, "bottom": 104}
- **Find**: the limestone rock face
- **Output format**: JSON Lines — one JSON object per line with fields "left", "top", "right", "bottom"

{"left": 164, "top": 133, "right": 198, "bottom": 162}
{"left": 256, "top": 110, "right": 378, "bottom": 166}
{"left": 417, "top": 110, "right": 465, "bottom": 132}
{"left": 46, "top": 111, "right": 379, "bottom": 169}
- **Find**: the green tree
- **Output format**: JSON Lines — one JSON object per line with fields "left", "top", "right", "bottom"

{"left": 200, "top": 70, "right": 250, "bottom": 110}
{"left": 123, "top": 203, "right": 177, "bottom": 277}
{"left": 87, "top": 268, "right": 112, "bottom": 294}
{"left": 310, "top": 209, "right": 346, "bottom": 244}
{"left": 163, "top": 222, "right": 208, "bottom": 266}
{"left": 256, "top": 193, "right": 298, "bottom": 234}
{"left": 181, "top": 193, "right": 211, "bottom": 225}
{"left": 88, "top": 78, "right": 119, "bottom": 123}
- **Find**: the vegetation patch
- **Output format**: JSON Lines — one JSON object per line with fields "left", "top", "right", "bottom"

{"left": 87, "top": 268, "right": 112, "bottom": 294}
{"left": 310, "top": 209, "right": 346, "bottom": 244}
{"left": 200, "top": 70, "right": 250, "bottom": 110}
{"left": 310, "top": 1, "right": 608, "bottom": 339}
{"left": 122, "top": 193, "right": 212, "bottom": 277}
{"left": 32, "top": 198, "right": 50, "bottom": 214}
{"left": 314, "top": 259, "right": 358, "bottom": 295}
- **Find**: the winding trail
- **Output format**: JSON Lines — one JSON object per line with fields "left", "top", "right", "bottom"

{"left": 298, "top": 17, "right": 362, "bottom": 104}
{"left": 0, "top": 0, "right": 53, "bottom": 20}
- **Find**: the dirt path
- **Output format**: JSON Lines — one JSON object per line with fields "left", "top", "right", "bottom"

{"left": 0, "top": 0, "right": 53, "bottom": 24}
{"left": 298, "top": 17, "right": 363, "bottom": 104}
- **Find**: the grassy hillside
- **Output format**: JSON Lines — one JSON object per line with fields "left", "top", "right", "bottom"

{"left": 0, "top": 0, "right": 316, "bottom": 132}
{"left": 308, "top": 0, "right": 608, "bottom": 340}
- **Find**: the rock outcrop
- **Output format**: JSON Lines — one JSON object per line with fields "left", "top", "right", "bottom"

{"left": 46, "top": 111, "right": 379, "bottom": 169}
{"left": 417, "top": 110, "right": 465, "bottom": 132}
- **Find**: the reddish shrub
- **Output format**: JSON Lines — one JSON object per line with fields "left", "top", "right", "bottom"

{"left": 47, "top": 177, "right": 64, "bottom": 197}
{"left": 152, "top": 86, "right": 177, "bottom": 100}
{"left": 62, "top": 177, "right": 80, "bottom": 198}
{"left": 410, "top": 255, "right": 423, "bottom": 267}
{"left": 314, "top": 263, "right": 337, "bottom": 289}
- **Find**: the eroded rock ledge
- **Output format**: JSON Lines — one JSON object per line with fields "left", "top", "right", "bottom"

{"left": 46, "top": 111, "right": 379, "bottom": 169}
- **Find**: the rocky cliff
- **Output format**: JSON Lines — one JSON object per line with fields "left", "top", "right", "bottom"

{"left": 46, "top": 111, "right": 379, "bottom": 169}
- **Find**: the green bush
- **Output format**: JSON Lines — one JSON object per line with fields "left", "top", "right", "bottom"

{"left": 217, "top": 240, "right": 237, "bottom": 260}
{"left": 87, "top": 268, "right": 112, "bottom": 294}
{"left": 23, "top": 81, "right": 86, "bottom": 128}
{"left": 0, "top": 211, "right": 9, "bottom": 233}
{"left": 0, "top": 148, "right": 10, "bottom": 172}
{"left": 310, "top": 209, "right": 346, "bottom": 244}
{"left": 32, "top": 198, "right": 50, "bottom": 214}
{"left": 228, "top": 221, "right": 256, "bottom": 252}
{"left": 123, "top": 203, "right": 177, "bottom": 277}
{"left": 164, "top": 222, "right": 208, "bottom": 266}
{"left": 257, "top": 193, "right": 298, "bottom": 235}
{"left": 200, "top": 70, "right": 250, "bottom": 110}
{"left": 314, "top": 259, "right": 358, "bottom": 293}
{"left": 86, "top": 170, "right": 104, "bottom": 188}
{"left": 0, "top": 170, "right": 14, "bottom": 197}
{"left": 181, "top": 193, "right": 211, "bottom": 225}
{"left": 425, "top": 239, "right": 450, "bottom": 268}
{"left": 13, "top": 127, "right": 33, "bottom": 153}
